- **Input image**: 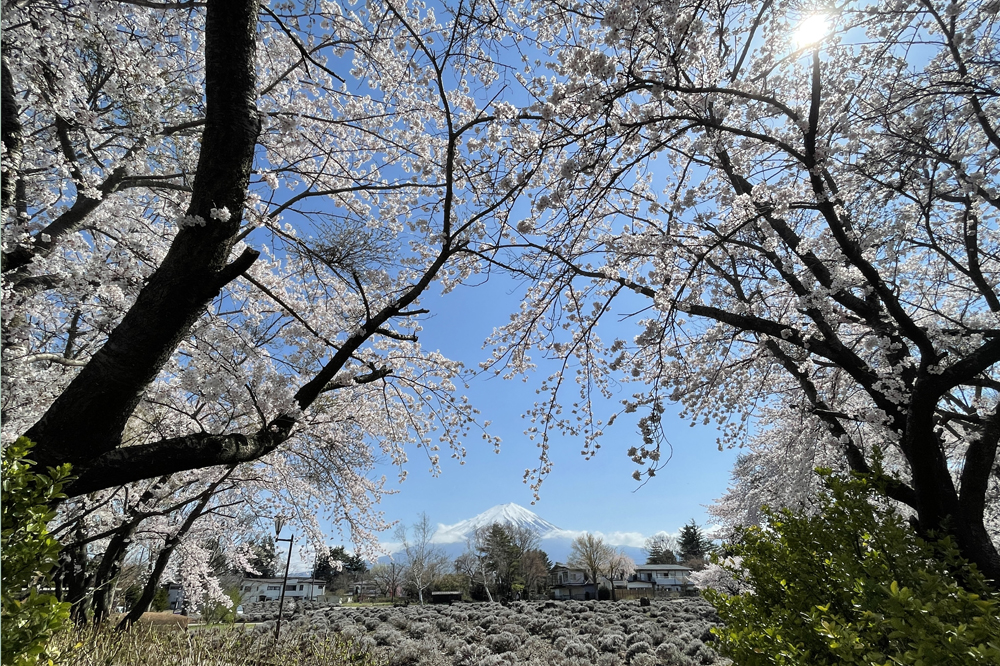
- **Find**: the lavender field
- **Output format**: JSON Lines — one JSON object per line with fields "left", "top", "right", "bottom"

{"left": 276, "top": 598, "right": 730, "bottom": 666}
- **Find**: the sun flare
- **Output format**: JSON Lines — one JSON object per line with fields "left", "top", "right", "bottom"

{"left": 796, "top": 14, "right": 828, "bottom": 47}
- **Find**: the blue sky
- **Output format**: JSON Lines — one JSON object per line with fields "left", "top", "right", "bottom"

{"left": 371, "top": 270, "right": 742, "bottom": 549}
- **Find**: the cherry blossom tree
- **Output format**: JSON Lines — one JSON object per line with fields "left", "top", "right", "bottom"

{"left": 1, "top": 0, "right": 536, "bottom": 620}
{"left": 486, "top": 0, "right": 1000, "bottom": 582}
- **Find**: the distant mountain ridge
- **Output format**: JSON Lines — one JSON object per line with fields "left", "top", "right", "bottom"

{"left": 367, "top": 502, "right": 653, "bottom": 565}
{"left": 432, "top": 502, "right": 562, "bottom": 544}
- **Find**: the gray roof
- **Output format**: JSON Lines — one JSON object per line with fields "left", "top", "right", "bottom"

{"left": 633, "top": 564, "right": 692, "bottom": 571}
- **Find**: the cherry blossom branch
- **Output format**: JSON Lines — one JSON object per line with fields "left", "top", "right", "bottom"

{"left": 917, "top": 0, "right": 1000, "bottom": 152}
{"left": 27, "top": 0, "right": 264, "bottom": 473}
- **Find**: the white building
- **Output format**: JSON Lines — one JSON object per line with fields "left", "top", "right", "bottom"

{"left": 238, "top": 577, "right": 326, "bottom": 603}
{"left": 628, "top": 564, "right": 693, "bottom": 592}
{"left": 549, "top": 565, "right": 598, "bottom": 600}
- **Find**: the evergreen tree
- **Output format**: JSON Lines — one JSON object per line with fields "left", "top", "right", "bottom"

{"left": 521, "top": 548, "right": 552, "bottom": 599}
{"left": 678, "top": 520, "right": 714, "bottom": 564}
{"left": 644, "top": 534, "right": 679, "bottom": 565}
{"left": 312, "top": 545, "right": 367, "bottom": 589}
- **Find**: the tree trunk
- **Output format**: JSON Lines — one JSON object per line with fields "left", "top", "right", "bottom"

{"left": 1, "top": 56, "right": 26, "bottom": 221}
{"left": 90, "top": 522, "right": 138, "bottom": 624}
{"left": 905, "top": 387, "right": 1000, "bottom": 585}
{"left": 28, "top": 0, "right": 262, "bottom": 481}
{"left": 54, "top": 523, "right": 94, "bottom": 625}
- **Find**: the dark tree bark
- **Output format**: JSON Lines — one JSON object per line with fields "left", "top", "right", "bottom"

{"left": 53, "top": 521, "right": 96, "bottom": 625}
{"left": 1, "top": 56, "right": 26, "bottom": 219}
{"left": 13, "top": 0, "right": 464, "bottom": 498}
{"left": 89, "top": 524, "right": 134, "bottom": 624}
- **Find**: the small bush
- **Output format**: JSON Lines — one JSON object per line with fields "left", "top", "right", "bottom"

{"left": 656, "top": 642, "right": 696, "bottom": 666}
{"left": 706, "top": 470, "right": 1000, "bottom": 666}
{"left": 373, "top": 627, "right": 404, "bottom": 646}
{"left": 597, "top": 632, "right": 626, "bottom": 653}
{"left": 1, "top": 438, "right": 73, "bottom": 666}
{"left": 563, "top": 640, "right": 597, "bottom": 660}
{"left": 630, "top": 654, "right": 659, "bottom": 666}
{"left": 486, "top": 631, "right": 519, "bottom": 654}
{"left": 53, "top": 623, "right": 386, "bottom": 665}
{"left": 386, "top": 640, "right": 424, "bottom": 666}
{"left": 452, "top": 643, "right": 495, "bottom": 666}
{"left": 408, "top": 621, "right": 433, "bottom": 639}
{"left": 624, "top": 640, "right": 651, "bottom": 663}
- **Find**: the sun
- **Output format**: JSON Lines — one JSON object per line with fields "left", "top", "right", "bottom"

{"left": 796, "top": 14, "right": 828, "bottom": 48}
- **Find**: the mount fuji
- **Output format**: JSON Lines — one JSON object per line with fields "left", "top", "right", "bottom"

{"left": 431, "top": 503, "right": 563, "bottom": 544}
{"left": 423, "top": 503, "right": 648, "bottom": 564}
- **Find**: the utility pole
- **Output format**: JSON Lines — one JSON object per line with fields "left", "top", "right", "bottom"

{"left": 273, "top": 518, "right": 294, "bottom": 643}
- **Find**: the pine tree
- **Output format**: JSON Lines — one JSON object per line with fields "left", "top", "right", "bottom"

{"left": 677, "top": 520, "right": 714, "bottom": 565}
{"left": 312, "top": 546, "right": 367, "bottom": 591}
{"left": 644, "top": 534, "right": 678, "bottom": 565}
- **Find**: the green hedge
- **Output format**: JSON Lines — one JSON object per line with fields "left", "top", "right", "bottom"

{"left": 705, "top": 471, "right": 1000, "bottom": 666}
{"left": 1, "top": 438, "right": 73, "bottom": 666}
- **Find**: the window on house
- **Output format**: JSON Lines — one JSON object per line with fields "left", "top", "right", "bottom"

{"left": 267, "top": 585, "right": 280, "bottom": 591}
{"left": 285, "top": 585, "right": 296, "bottom": 591}
{"left": 298, "top": 585, "right": 304, "bottom": 590}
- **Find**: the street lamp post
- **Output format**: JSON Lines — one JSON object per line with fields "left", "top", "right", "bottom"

{"left": 273, "top": 518, "right": 294, "bottom": 643}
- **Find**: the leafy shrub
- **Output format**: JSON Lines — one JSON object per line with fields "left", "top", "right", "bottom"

{"left": 563, "top": 640, "right": 597, "bottom": 660}
{"left": 201, "top": 588, "right": 242, "bottom": 624}
{"left": 486, "top": 631, "right": 519, "bottom": 654}
{"left": 408, "top": 621, "right": 433, "bottom": 639}
{"left": 55, "top": 623, "right": 386, "bottom": 666}
{"left": 629, "top": 653, "right": 659, "bottom": 666}
{"left": 498, "top": 622, "right": 528, "bottom": 639}
{"left": 597, "top": 631, "right": 626, "bottom": 653}
{"left": 705, "top": 471, "right": 1000, "bottom": 666}
{"left": 452, "top": 643, "right": 496, "bottom": 666}
{"left": 656, "top": 642, "right": 696, "bottom": 666}
{"left": 624, "top": 640, "right": 651, "bottom": 663}
{"left": 386, "top": 640, "right": 424, "bottom": 666}
{"left": 1, "top": 438, "right": 73, "bottom": 666}
{"left": 373, "top": 627, "right": 404, "bottom": 646}
{"left": 388, "top": 614, "right": 410, "bottom": 631}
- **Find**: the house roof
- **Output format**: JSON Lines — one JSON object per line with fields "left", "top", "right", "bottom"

{"left": 633, "top": 564, "right": 692, "bottom": 572}
{"left": 550, "top": 564, "right": 585, "bottom": 573}
{"left": 241, "top": 577, "right": 326, "bottom": 585}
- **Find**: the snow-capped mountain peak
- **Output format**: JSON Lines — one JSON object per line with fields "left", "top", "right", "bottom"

{"left": 432, "top": 503, "right": 562, "bottom": 544}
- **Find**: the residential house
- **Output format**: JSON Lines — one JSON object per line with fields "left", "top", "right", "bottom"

{"left": 238, "top": 577, "right": 326, "bottom": 604}
{"left": 352, "top": 579, "right": 382, "bottom": 601}
{"left": 548, "top": 564, "right": 598, "bottom": 600}
{"left": 628, "top": 564, "right": 693, "bottom": 593}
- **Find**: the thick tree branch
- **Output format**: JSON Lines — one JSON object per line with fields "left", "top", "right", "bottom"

{"left": 67, "top": 429, "right": 279, "bottom": 497}
{"left": 763, "top": 339, "right": 917, "bottom": 507}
